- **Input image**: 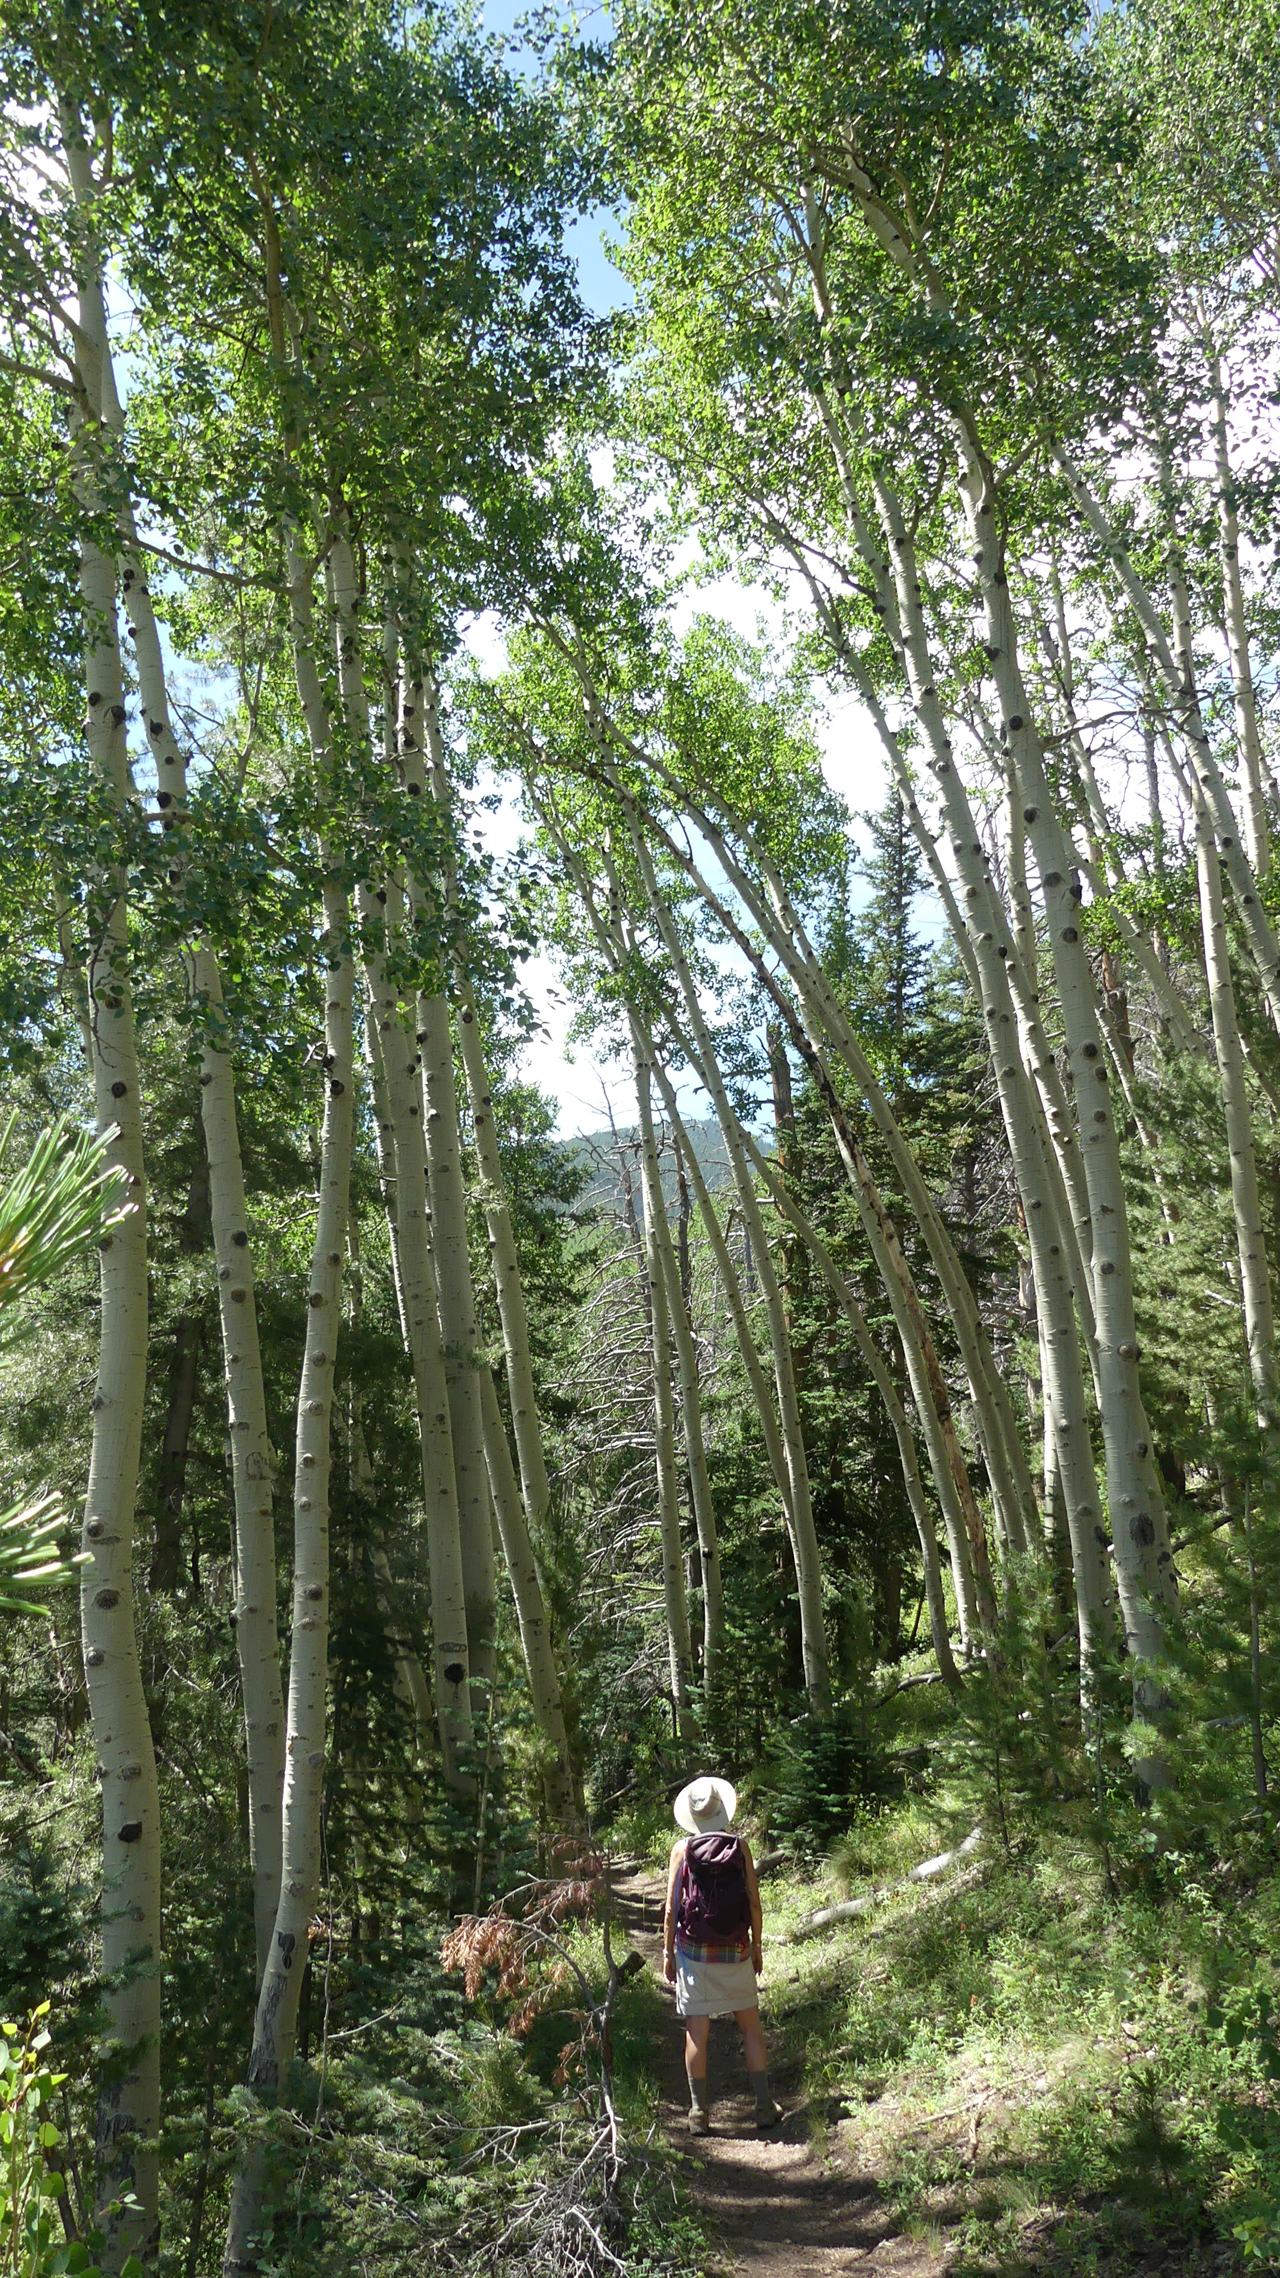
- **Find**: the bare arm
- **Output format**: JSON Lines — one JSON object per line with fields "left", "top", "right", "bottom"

{"left": 742, "top": 1840, "right": 764, "bottom": 1971}
{"left": 662, "top": 1838, "right": 685, "bottom": 1984}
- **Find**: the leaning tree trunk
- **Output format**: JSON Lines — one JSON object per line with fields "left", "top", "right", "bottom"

{"left": 1206, "top": 344, "right": 1270, "bottom": 882}
{"left": 1194, "top": 792, "right": 1278, "bottom": 1413}
{"left": 735, "top": 1123, "right": 960, "bottom": 1689}
{"left": 478, "top": 1366, "right": 579, "bottom": 1818}
{"left": 862, "top": 474, "right": 1112, "bottom": 1664}
{"left": 625, "top": 841, "right": 831, "bottom": 1709}
{"left": 629, "top": 1021, "right": 724, "bottom": 1707}
{"left": 62, "top": 105, "right": 161, "bottom": 2267}
{"left": 963, "top": 464, "right": 1178, "bottom": 1770}
{"left": 637, "top": 1075, "right": 697, "bottom": 1744}
{"left": 1053, "top": 445, "right": 1280, "bottom": 1039}
{"left": 619, "top": 797, "right": 987, "bottom": 1655}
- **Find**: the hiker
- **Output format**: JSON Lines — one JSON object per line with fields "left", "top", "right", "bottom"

{"left": 662, "top": 1774, "right": 781, "bottom": 2135}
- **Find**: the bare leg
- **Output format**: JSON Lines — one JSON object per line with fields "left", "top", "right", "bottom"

{"left": 735, "top": 2007, "right": 779, "bottom": 2125}
{"left": 684, "top": 2014, "right": 711, "bottom": 2081}
{"left": 734, "top": 2007, "right": 767, "bottom": 2072}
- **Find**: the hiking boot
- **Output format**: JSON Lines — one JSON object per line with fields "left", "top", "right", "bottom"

{"left": 755, "top": 2100, "right": 782, "bottom": 2132}
{"left": 687, "top": 2105, "right": 711, "bottom": 2136}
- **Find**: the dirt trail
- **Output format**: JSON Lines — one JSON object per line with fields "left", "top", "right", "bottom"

{"left": 612, "top": 1871, "right": 942, "bottom": 2278}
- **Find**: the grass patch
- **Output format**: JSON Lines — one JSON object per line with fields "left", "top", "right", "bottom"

{"left": 750, "top": 1811, "right": 1280, "bottom": 2273}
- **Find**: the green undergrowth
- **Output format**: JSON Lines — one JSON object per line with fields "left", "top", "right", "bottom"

{"left": 753, "top": 1802, "right": 1280, "bottom": 2274}
{"left": 199, "top": 1923, "right": 716, "bottom": 2278}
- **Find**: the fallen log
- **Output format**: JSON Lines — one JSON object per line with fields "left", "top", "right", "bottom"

{"left": 787, "top": 1826, "right": 984, "bottom": 1941}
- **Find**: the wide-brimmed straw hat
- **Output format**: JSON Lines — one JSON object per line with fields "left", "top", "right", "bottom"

{"left": 673, "top": 1775, "right": 737, "bottom": 1835}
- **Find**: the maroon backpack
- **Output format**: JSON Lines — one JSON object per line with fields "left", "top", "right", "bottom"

{"left": 677, "top": 1833, "right": 750, "bottom": 1943}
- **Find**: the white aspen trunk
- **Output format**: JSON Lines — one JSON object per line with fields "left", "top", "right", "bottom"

{"left": 1206, "top": 344, "right": 1270, "bottom": 880}
{"left": 637, "top": 779, "right": 1039, "bottom": 1561}
{"left": 1053, "top": 445, "right": 1280, "bottom": 1036}
{"left": 362, "top": 1001, "right": 410, "bottom": 1347}
{"left": 62, "top": 114, "right": 288, "bottom": 1981}
{"left": 75, "top": 513, "right": 162, "bottom": 2278}
{"left": 386, "top": 641, "right": 497, "bottom": 1685}
{"left": 626, "top": 849, "right": 833, "bottom": 1705}
{"left": 329, "top": 538, "right": 476, "bottom": 1775}
{"left": 222, "top": 870, "right": 354, "bottom": 2277}
{"left": 478, "top": 1365, "right": 578, "bottom": 1817}
{"left": 193, "top": 953, "right": 285, "bottom": 1975}
{"left": 539, "top": 812, "right": 811, "bottom": 1655}
{"left": 1194, "top": 797, "right": 1279, "bottom": 1410}
{"left": 842, "top": 505, "right": 1110, "bottom": 1648}
{"left": 417, "top": 987, "right": 498, "bottom": 1693}
{"left": 735, "top": 1124, "right": 959, "bottom": 1687}
{"left": 649, "top": 1063, "right": 797, "bottom": 1536}
{"left": 629, "top": 1024, "right": 724, "bottom": 1704}
{"left": 638, "top": 1070, "right": 697, "bottom": 1741}
{"left": 1036, "top": 594, "right": 1205, "bottom": 1062}
{"left": 61, "top": 110, "right": 160, "bottom": 2264}
{"left": 347, "top": 1237, "right": 433, "bottom": 1742}
{"left": 357, "top": 945, "right": 475, "bottom": 1787}
{"left": 407, "top": 675, "right": 557, "bottom": 1564}
{"left": 963, "top": 473, "right": 1178, "bottom": 1755}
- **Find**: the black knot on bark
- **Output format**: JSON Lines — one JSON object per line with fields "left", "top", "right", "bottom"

{"left": 1007, "top": 715, "right": 1023, "bottom": 731}
{"left": 444, "top": 1662, "right": 466, "bottom": 1685}
{"left": 329, "top": 1079, "right": 345, "bottom": 1095}
{"left": 110, "top": 1081, "right": 127, "bottom": 1098}
{"left": 118, "top": 1822, "right": 143, "bottom": 1843}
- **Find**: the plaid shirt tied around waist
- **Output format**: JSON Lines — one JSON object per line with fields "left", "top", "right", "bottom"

{"left": 675, "top": 1931, "right": 750, "bottom": 1966}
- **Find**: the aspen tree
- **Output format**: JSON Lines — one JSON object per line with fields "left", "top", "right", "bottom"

{"left": 59, "top": 101, "right": 161, "bottom": 2263}
{"left": 414, "top": 679, "right": 555, "bottom": 1553}
{"left": 478, "top": 1364, "right": 578, "bottom": 1817}
{"left": 620, "top": 757, "right": 1037, "bottom": 1557}
{"left": 621, "top": 843, "right": 832, "bottom": 1705}
{"left": 629, "top": 1021, "right": 724, "bottom": 1702}
{"left": 613, "top": 791, "right": 995, "bottom": 1638}
{"left": 734, "top": 1124, "right": 959, "bottom": 1689}
{"left": 330, "top": 537, "right": 476, "bottom": 1770}
{"left": 959, "top": 460, "right": 1180, "bottom": 1718}
{"left": 1053, "top": 446, "right": 1280, "bottom": 1037}
{"left": 635, "top": 1049, "right": 697, "bottom": 1739}
{"left": 387, "top": 638, "right": 499, "bottom": 1682}
{"left": 222, "top": 553, "right": 357, "bottom": 2278}
{"left": 61, "top": 195, "right": 287, "bottom": 1967}
{"left": 1205, "top": 341, "right": 1271, "bottom": 881}
{"left": 545, "top": 809, "right": 800, "bottom": 1548}
{"left": 1193, "top": 794, "right": 1278, "bottom": 1412}
{"left": 401, "top": 652, "right": 577, "bottom": 1790}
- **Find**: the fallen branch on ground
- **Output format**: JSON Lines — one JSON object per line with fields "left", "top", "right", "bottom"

{"left": 786, "top": 1826, "right": 984, "bottom": 1941}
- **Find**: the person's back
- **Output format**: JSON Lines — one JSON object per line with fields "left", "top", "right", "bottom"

{"left": 662, "top": 1775, "right": 780, "bottom": 2134}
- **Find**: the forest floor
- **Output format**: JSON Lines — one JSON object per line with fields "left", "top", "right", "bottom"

{"left": 611, "top": 1853, "right": 1261, "bottom": 2278}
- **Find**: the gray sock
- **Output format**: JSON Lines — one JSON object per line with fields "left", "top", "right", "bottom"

{"left": 686, "top": 2062, "right": 709, "bottom": 2113}
{"left": 749, "top": 2066, "right": 778, "bottom": 2116}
